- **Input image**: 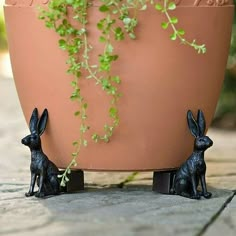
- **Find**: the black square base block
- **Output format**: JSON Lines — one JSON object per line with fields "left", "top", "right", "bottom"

{"left": 59, "top": 170, "right": 84, "bottom": 193}
{"left": 58, "top": 170, "right": 177, "bottom": 194}
{"left": 152, "top": 171, "right": 176, "bottom": 194}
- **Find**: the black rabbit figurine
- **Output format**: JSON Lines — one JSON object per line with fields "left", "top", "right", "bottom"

{"left": 22, "top": 108, "right": 60, "bottom": 198}
{"left": 171, "top": 110, "right": 213, "bottom": 199}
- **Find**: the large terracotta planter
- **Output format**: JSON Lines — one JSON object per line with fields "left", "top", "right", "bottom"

{"left": 4, "top": 0, "right": 235, "bottom": 171}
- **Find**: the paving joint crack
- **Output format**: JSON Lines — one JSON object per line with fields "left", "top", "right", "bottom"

{"left": 197, "top": 191, "right": 236, "bottom": 236}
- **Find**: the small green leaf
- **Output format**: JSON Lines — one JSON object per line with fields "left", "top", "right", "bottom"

{"left": 72, "top": 141, "right": 78, "bottom": 146}
{"left": 161, "top": 22, "right": 169, "bottom": 29}
{"left": 115, "top": 27, "right": 122, "bottom": 34}
{"left": 123, "top": 17, "right": 131, "bottom": 25}
{"left": 106, "top": 44, "right": 114, "bottom": 53}
{"left": 177, "top": 29, "right": 185, "bottom": 35}
{"left": 201, "top": 45, "right": 207, "bottom": 54}
{"left": 168, "top": 2, "right": 176, "bottom": 10}
{"left": 111, "top": 76, "right": 121, "bottom": 84}
{"left": 70, "top": 94, "right": 79, "bottom": 101}
{"left": 80, "top": 28, "right": 86, "bottom": 34}
{"left": 82, "top": 114, "right": 87, "bottom": 120}
{"left": 66, "top": 0, "right": 73, "bottom": 5}
{"left": 99, "top": 36, "right": 106, "bottom": 42}
{"left": 109, "top": 107, "right": 118, "bottom": 118}
{"left": 80, "top": 124, "right": 90, "bottom": 133}
{"left": 155, "top": 3, "right": 163, "bottom": 11}
{"left": 45, "top": 21, "right": 54, "bottom": 29}
{"left": 112, "top": 9, "right": 118, "bottom": 14}
{"left": 58, "top": 39, "right": 67, "bottom": 50}
{"left": 112, "top": 55, "right": 119, "bottom": 61}
{"left": 103, "top": 135, "right": 110, "bottom": 143}
{"left": 92, "top": 134, "right": 99, "bottom": 142}
{"left": 97, "top": 21, "right": 104, "bottom": 30}
{"left": 83, "top": 103, "right": 88, "bottom": 109}
{"left": 71, "top": 81, "right": 77, "bottom": 87}
{"left": 83, "top": 140, "right": 88, "bottom": 147}
{"left": 74, "top": 111, "right": 80, "bottom": 116}
{"left": 99, "top": 5, "right": 109, "bottom": 12}
{"left": 140, "top": 4, "right": 147, "bottom": 11}
{"left": 115, "top": 27, "right": 124, "bottom": 41}
{"left": 170, "top": 33, "right": 177, "bottom": 40}
{"left": 38, "top": 15, "right": 45, "bottom": 20}
{"left": 170, "top": 17, "right": 178, "bottom": 24}
{"left": 129, "top": 33, "right": 136, "bottom": 39}
{"left": 76, "top": 71, "right": 81, "bottom": 78}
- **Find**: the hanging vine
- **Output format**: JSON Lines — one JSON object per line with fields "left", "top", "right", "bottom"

{"left": 39, "top": 0, "right": 206, "bottom": 186}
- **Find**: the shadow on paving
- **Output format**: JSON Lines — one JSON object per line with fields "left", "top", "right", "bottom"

{"left": 0, "top": 174, "right": 235, "bottom": 236}
{"left": 37, "top": 185, "right": 235, "bottom": 236}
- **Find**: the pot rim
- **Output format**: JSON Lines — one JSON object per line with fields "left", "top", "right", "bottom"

{"left": 4, "top": 0, "right": 235, "bottom": 7}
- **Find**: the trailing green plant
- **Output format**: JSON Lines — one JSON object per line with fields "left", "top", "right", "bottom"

{"left": 39, "top": 0, "right": 206, "bottom": 186}
{"left": 155, "top": 1, "right": 206, "bottom": 53}
{"left": 117, "top": 171, "right": 139, "bottom": 188}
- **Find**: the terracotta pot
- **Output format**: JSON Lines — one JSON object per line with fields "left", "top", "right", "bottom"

{"left": 4, "top": 0, "right": 235, "bottom": 171}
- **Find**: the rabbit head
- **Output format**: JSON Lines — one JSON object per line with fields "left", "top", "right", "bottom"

{"left": 187, "top": 110, "right": 213, "bottom": 151}
{"left": 21, "top": 108, "right": 48, "bottom": 150}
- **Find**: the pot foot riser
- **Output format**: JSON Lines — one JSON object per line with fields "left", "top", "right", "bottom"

{"left": 152, "top": 171, "right": 176, "bottom": 194}
{"left": 59, "top": 170, "right": 84, "bottom": 193}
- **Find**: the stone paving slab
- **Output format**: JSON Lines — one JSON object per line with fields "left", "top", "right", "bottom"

{"left": 207, "top": 176, "right": 236, "bottom": 191}
{"left": 206, "top": 129, "right": 236, "bottom": 163}
{"left": 206, "top": 162, "right": 236, "bottom": 178}
{"left": 0, "top": 52, "right": 13, "bottom": 79}
{"left": 1, "top": 77, "right": 236, "bottom": 235}
{"left": 204, "top": 193, "right": 236, "bottom": 236}
{"left": 0, "top": 182, "right": 234, "bottom": 236}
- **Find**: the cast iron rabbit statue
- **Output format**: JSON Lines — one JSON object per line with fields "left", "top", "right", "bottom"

{"left": 171, "top": 110, "right": 213, "bottom": 199}
{"left": 22, "top": 108, "right": 60, "bottom": 198}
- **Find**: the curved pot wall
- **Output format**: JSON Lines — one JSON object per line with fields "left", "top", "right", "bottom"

{"left": 4, "top": 1, "right": 234, "bottom": 171}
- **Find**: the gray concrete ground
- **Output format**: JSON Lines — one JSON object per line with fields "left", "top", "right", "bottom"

{"left": 0, "top": 69, "right": 236, "bottom": 235}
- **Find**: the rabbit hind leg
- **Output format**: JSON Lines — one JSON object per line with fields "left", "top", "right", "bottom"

{"left": 42, "top": 175, "right": 60, "bottom": 196}
{"left": 175, "top": 178, "right": 193, "bottom": 198}
{"left": 36, "top": 176, "right": 56, "bottom": 196}
{"left": 49, "top": 175, "right": 60, "bottom": 195}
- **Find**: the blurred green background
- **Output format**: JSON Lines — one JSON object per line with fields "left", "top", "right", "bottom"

{"left": 213, "top": 2, "right": 236, "bottom": 129}
{"left": 0, "top": 0, "right": 7, "bottom": 50}
{"left": 0, "top": 1, "right": 236, "bottom": 129}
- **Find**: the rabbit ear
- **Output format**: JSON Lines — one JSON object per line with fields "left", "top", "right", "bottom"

{"left": 38, "top": 109, "right": 48, "bottom": 136}
{"left": 187, "top": 110, "right": 200, "bottom": 138}
{"left": 197, "top": 109, "right": 206, "bottom": 136}
{"left": 29, "top": 108, "right": 39, "bottom": 133}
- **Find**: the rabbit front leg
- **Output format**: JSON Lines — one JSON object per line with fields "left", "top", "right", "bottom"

{"left": 200, "top": 174, "right": 212, "bottom": 199}
{"left": 190, "top": 174, "right": 201, "bottom": 199}
{"left": 25, "top": 172, "right": 37, "bottom": 197}
{"left": 35, "top": 170, "right": 46, "bottom": 198}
